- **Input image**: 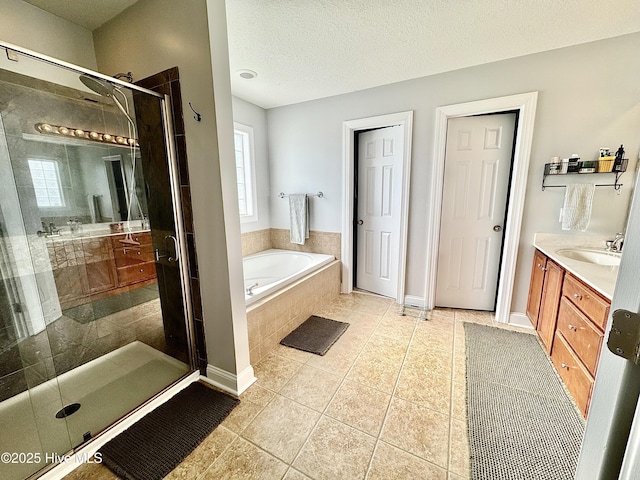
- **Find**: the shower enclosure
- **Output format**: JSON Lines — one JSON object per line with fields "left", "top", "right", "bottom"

{"left": 0, "top": 42, "right": 195, "bottom": 480}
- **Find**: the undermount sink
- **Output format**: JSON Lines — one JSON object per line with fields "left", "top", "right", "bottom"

{"left": 556, "top": 248, "right": 621, "bottom": 266}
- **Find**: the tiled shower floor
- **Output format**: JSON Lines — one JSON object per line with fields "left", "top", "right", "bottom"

{"left": 66, "top": 293, "right": 533, "bottom": 480}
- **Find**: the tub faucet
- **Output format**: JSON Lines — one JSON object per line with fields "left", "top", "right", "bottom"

{"left": 606, "top": 232, "right": 625, "bottom": 252}
{"left": 245, "top": 282, "right": 259, "bottom": 296}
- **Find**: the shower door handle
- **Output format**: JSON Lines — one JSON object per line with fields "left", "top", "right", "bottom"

{"left": 165, "top": 235, "right": 180, "bottom": 263}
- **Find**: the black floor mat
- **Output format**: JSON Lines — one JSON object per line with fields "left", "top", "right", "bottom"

{"left": 100, "top": 382, "right": 239, "bottom": 480}
{"left": 280, "top": 315, "right": 349, "bottom": 355}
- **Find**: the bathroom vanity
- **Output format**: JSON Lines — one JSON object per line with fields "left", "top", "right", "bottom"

{"left": 527, "top": 234, "right": 618, "bottom": 417}
{"left": 47, "top": 228, "right": 156, "bottom": 309}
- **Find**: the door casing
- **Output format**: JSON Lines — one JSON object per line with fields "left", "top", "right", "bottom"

{"left": 342, "top": 111, "right": 413, "bottom": 304}
{"left": 426, "top": 92, "right": 538, "bottom": 323}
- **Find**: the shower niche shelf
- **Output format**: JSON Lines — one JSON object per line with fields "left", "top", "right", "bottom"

{"left": 542, "top": 158, "right": 628, "bottom": 191}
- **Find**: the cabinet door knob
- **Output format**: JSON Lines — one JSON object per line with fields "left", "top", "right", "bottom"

{"left": 573, "top": 293, "right": 582, "bottom": 300}
{"left": 561, "top": 363, "right": 570, "bottom": 370}
{"left": 567, "top": 324, "right": 577, "bottom": 331}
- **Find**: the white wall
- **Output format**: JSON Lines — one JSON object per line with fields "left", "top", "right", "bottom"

{"left": 232, "top": 96, "right": 272, "bottom": 233}
{"left": 93, "top": 0, "right": 251, "bottom": 384}
{"left": 0, "top": 0, "right": 96, "bottom": 69}
{"left": 265, "top": 32, "right": 640, "bottom": 315}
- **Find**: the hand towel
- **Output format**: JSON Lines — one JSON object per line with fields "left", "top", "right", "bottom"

{"left": 561, "top": 184, "right": 595, "bottom": 232}
{"left": 289, "top": 194, "right": 309, "bottom": 245}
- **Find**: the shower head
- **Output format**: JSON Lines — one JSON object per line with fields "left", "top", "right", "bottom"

{"left": 79, "top": 75, "right": 115, "bottom": 97}
{"left": 79, "top": 74, "right": 135, "bottom": 129}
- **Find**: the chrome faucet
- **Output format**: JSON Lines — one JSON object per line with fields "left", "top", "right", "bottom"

{"left": 245, "top": 282, "right": 259, "bottom": 296}
{"left": 606, "top": 233, "right": 625, "bottom": 252}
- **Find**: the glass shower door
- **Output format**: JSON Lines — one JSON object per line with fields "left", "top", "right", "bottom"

{"left": 0, "top": 44, "right": 194, "bottom": 480}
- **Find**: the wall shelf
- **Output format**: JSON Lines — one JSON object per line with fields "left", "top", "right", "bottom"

{"left": 542, "top": 158, "right": 628, "bottom": 191}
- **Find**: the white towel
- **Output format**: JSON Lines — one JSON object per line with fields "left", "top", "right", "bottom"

{"left": 289, "top": 194, "right": 309, "bottom": 245}
{"left": 561, "top": 184, "right": 595, "bottom": 232}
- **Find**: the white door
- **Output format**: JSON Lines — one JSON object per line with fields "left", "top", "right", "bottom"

{"left": 435, "top": 113, "right": 516, "bottom": 310}
{"left": 355, "top": 125, "right": 404, "bottom": 298}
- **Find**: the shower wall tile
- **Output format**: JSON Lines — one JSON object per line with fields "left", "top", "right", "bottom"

{"left": 136, "top": 66, "right": 204, "bottom": 371}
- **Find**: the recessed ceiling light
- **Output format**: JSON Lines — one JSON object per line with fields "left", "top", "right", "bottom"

{"left": 237, "top": 69, "right": 257, "bottom": 80}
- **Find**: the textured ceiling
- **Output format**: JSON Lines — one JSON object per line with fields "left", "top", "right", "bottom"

{"left": 226, "top": 0, "right": 640, "bottom": 108}
{"left": 23, "top": 0, "right": 138, "bottom": 31}
{"left": 20, "top": 0, "right": 640, "bottom": 110}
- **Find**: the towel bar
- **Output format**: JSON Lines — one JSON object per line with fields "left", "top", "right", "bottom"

{"left": 279, "top": 192, "right": 324, "bottom": 198}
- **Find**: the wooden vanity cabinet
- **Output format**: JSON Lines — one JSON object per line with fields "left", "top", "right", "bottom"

{"left": 111, "top": 232, "right": 156, "bottom": 286}
{"left": 526, "top": 249, "right": 611, "bottom": 417}
{"left": 536, "top": 260, "right": 564, "bottom": 353}
{"left": 526, "top": 249, "right": 548, "bottom": 328}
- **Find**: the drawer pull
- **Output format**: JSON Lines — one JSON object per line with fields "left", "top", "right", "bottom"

{"left": 567, "top": 324, "right": 578, "bottom": 331}
{"left": 573, "top": 293, "right": 582, "bottom": 300}
{"left": 139, "top": 269, "right": 144, "bottom": 272}
{"left": 561, "top": 363, "right": 571, "bottom": 370}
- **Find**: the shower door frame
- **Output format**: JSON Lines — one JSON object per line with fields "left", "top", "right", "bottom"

{"left": 0, "top": 36, "right": 198, "bottom": 443}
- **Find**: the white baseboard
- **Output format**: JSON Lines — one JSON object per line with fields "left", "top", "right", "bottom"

{"left": 404, "top": 295, "right": 426, "bottom": 308}
{"left": 42, "top": 371, "right": 199, "bottom": 480}
{"left": 204, "top": 364, "right": 256, "bottom": 396}
{"left": 509, "top": 312, "right": 533, "bottom": 329}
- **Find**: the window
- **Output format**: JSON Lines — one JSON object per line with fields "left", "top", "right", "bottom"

{"left": 233, "top": 123, "right": 258, "bottom": 223}
{"left": 28, "top": 159, "right": 65, "bottom": 208}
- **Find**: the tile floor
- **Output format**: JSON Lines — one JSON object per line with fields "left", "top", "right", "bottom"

{"left": 66, "top": 292, "right": 534, "bottom": 480}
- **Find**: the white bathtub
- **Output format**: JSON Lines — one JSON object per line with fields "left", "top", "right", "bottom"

{"left": 243, "top": 249, "right": 335, "bottom": 305}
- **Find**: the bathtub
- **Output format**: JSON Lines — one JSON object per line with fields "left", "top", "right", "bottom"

{"left": 243, "top": 249, "right": 335, "bottom": 306}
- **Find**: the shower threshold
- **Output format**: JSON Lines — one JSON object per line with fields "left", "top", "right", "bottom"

{"left": 0, "top": 341, "right": 190, "bottom": 480}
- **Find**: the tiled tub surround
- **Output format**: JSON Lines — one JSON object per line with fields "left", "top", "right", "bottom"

{"left": 247, "top": 260, "right": 341, "bottom": 364}
{"left": 241, "top": 228, "right": 341, "bottom": 259}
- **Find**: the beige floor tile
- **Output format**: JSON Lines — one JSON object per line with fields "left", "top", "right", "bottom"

{"left": 254, "top": 353, "right": 304, "bottom": 392}
{"left": 347, "top": 310, "right": 383, "bottom": 326}
{"left": 452, "top": 381, "right": 467, "bottom": 420}
{"left": 381, "top": 397, "right": 450, "bottom": 468}
{"left": 449, "top": 419, "right": 471, "bottom": 477}
{"left": 280, "top": 364, "right": 342, "bottom": 412}
{"left": 395, "top": 364, "right": 451, "bottom": 415}
{"left": 221, "top": 396, "right": 266, "bottom": 434}
{"left": 325, "top": 380, "right": 391, "bottom": 436}
{"left": 448, "top": 472, "right": 470, "bottom": 480}
{"left": 273, "top": 344, "right": 314, "bottom": 363}
{"left": 375, "top": 315, "right": 416, "bottom": 341}
{"left": 314, "top": 304, "right": 353, "bottom": 321}
{"left": 330, "top": 294, "right": 363, "bottom": 310}
{"left": 362, "top": 333, "right": 410, "bottom": 363}
{"left": 405, "top": 348, "right": 453, "bottom": 377}
{"left": 239, "top": 382, "right": 276, "bottom": 408}
{"left": 242, "top": 394, "right": 320, "bottom": 463}
{"left": 202, "top": 436, "right": 288, "bottom": 479}
{"left": 346, "top": 349, "right": 402, "bottom": 393}
{"left": 368, "top": 441, "right": 447, "bottom": 480}
{"left": 63, "top": 463, "right": 119, "bottom": 480}
{"left": 454, "top": 310, "right": 494, "bottom": 325}
{"left": 293, "top": 416, "right": 376, "bottom": 480}
{"left": 165, "top": 426, "right": 236, "bottom": 479}
{"left": 306, "top": 342, "right": 360, "bottom": 377}
{"left": 410, "top": 330, "right": 454, "bottom": 355}
{"left": 283, "top": 468, "right": 312, "bottom": 480}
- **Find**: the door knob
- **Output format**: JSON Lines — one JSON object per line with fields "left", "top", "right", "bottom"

{"left": 357, "top": 220, "right": 364, "bottom": 225}
{"left": 493, "top": 225, "right": 502, "bottom": 232}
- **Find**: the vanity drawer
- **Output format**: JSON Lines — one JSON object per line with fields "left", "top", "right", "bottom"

{"left": 114, "top": 244, "right": 155, "bottom": 266}
{"left": 557, "top": 297, "right": 603, "bottom": 376}
{"left": 551, "top": 332, "right": 594, "bottom": 417}
{"left": 562, "top": 274, "right": 610, "bottom": 330}
{"left": 111, "top": 231, "right": 152, "bottom": 248}
{"left": 117, "top": 261, "right": 157, "bottom": 286}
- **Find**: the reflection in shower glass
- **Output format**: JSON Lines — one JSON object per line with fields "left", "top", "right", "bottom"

{"left": 0, "top": 50, "right": 192, "bottom": 480}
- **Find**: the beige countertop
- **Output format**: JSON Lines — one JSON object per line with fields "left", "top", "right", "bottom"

{"left": 534, "top": 233, "right": 619, "bottom": 300}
